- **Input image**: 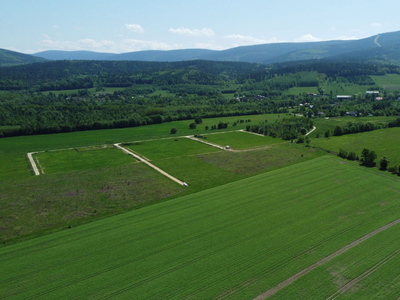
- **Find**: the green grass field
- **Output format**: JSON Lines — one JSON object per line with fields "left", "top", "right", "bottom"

{"left": 309, "top": 116, "right": 396, "bottom": 139}
{"left": 311, "top": 127, "right": 400, "bottom": 167}
{"left": 0, "top": 113, "right": 284, "bottom": 181}
{"left": 1, "top": 156, "right": 400, "bottom": 299}
{"left": 286, "top": 86, "right": 319, "bottom": 95}
{"left": 42, "top": 87, "right": 126, "bottom": 95}
{"left": 124, "top": 137, "right": 220, "bottom": 160}
{"left": 35, "top": 145, "right": 137, "bottom": 174}
{"left": 371, "top": 74, "right": 400, "bottom": 90}
{"left": 203, "top": 131, "right": 284, "bottom": 150}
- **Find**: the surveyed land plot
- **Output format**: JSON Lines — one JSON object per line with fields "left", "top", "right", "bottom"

{"left": 34, "top": 145, "right": 137, "bottom": 174}
{"left": 2, "top": 156, "right": 400, "bottom": 299}
{"left": 124, "top": 137, "right": 220, "bottom": 160}
{"left": 203, "top": 130, "right": 284, "bottom": 150}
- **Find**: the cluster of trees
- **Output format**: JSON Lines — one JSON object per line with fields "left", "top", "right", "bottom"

{"left": 338, "top": 148, "right": 400, "bottom": 175}
{"left": 333, "top": 121, "right": 381, "bottom": 136}
{"left": 246, "top": 116, "right": 313, "bottom": 140}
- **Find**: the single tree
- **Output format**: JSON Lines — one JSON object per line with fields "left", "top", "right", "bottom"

{"left": 380, "top": 157, "right": 389, "bottom": 170}
{"left": 170, "top": 128, "right": 177, "bottom": 134}
{"left": 189, "top": 122, "right": 196, "bottom": 129}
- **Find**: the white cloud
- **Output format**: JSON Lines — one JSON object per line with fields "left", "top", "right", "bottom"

{"left": 53, "top": 25, "right": 59, "bottom": 29}
{"left": 370, "top": 22, "right": 382, "bottom": 27}
{"left": 295, "top": 34, "right": 321, "bottom": 42}
{"left": 194, "top": 42, "right": 225, "bottom": 50}
{"left": 126, "top": 23, "right": 144, "bottom": 33}
{"left": 36, "top": 36, "right": 180, "bottom": 53}
{"left": 224, "top": 34, "right": 284, "bottom": 46}
{"left": 169, "top": 27, "right": 215, "bottom": 37}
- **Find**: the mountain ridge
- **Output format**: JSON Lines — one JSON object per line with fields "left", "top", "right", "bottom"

{"left": 1, "top": 30, "right": 400, "bottom": 67}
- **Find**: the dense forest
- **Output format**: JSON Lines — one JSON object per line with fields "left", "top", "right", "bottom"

{"left": 1, "top": 59, "right": 400, "bottom": 138}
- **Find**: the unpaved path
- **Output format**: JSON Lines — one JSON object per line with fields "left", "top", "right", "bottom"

{"left": 305, "top": 126, "right": 316, "bottom": 136}
{"left": 326, "top": 248, "right": 400, "bottom": 299}
{"left": 27, "top": 152, "right": 40, "bottom": 176}
{"left": 239, "top": 129, "right": 265, "bottom": 137}
{"left": 186, "top": 136, "right": 227, "bottom": 150}
{"left": 253, "top": 218, "right": 400, "bottom": 300}
{"left": 114, "top": 144, "right": 186, "bottom": 186}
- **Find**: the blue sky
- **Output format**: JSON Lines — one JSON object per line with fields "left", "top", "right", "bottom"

{"left": 1, "top": 0, "right": 399, "bottom": 54}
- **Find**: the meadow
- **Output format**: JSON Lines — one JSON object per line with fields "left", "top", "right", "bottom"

{"left": 1, "top": 156, "right": 400, "bottom": 299}
{"left": 35, "top": 145, "right": 137, "bottom": 174}
{"left": 371, "top": 74, "right": 400, "bottom": 90}
{"left": 311, "top": 127, "right": 400, "bottom": 167}
{"left": 0, "top": 113, "right": 322, "bottom": 243}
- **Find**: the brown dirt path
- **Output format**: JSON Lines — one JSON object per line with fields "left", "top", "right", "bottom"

{"left": 253, "top": 218, "right": 400, "bottom": 300}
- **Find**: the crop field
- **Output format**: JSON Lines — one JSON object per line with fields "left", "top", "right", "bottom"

{"left": 202, "top": 131, "right": 284, "bottom": 150}
{"left": 269, "top": 219, "right": 400, "bottom": 299}
{"left": 371, "top": 74, "right": 400, "bottom": 90}
{"left": 1, "top": 156, "right": 400, "bottom": 299}
{"left": 311, "top": 127, "right": 400, "bottom": 167}
{"left": 34, "top": 145, "right": 137, "bottom": 174}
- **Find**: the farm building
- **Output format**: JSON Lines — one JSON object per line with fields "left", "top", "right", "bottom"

{"left": 337, "top": 95, "right": 352, "bottom": 100}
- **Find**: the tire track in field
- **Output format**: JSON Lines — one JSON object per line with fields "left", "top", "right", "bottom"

{"left": 253, "top": 218, "right": 400, "bottom": 300}
{"left": 326, "top": 248, "right": 400, "bottom": 299}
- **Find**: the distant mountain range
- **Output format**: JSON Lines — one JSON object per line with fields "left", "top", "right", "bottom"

{"left": 1, "top": 30, "right": 400, "bottom": 67}
{"left": 0, "top": 48, "right": 46, "bottom": 67}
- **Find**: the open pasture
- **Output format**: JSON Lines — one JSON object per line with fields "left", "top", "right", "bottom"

{"left": 371, "top": 74, "right": 400, "bottom": 90}
{"left": 35, "top": 145, "right": 137, "bottom": 174}
{"left": 308, "top": 116, "right": 397, "bottom": 139}
{"left": 203, "top": 130, "right": 284, "bottom": 150}
{"left": 311, "top": 127, "right": 400, "bottom": 167}
{"left": 1, "top": 156, "right": 400, "bottom": 299}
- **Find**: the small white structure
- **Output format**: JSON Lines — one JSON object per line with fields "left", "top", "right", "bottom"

{"left": 182, "top": 182, "right": 188, "bottom": 187}
{"left": 225, "top": 145, "right": 230, "bottom": 150}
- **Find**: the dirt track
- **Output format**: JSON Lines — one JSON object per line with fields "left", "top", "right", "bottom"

{"left": 253, "top": 218, "right": 400, "bottom": 300}
{"left": 114, "top": 143, "right": 186, "bottom": 186}
{"left": 27, "top": 152, "right": 40, "bottom": 175}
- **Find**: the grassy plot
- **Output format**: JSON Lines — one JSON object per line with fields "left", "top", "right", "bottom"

{"left": 0, "top": 113, "right": 283, "bottom": 181}
{"left": 203, "top": 131, "right": 284, "bottom": 150}
{"left": 308, "top": 116, "right": 396, "bottom": 139}
{"left": 131, "top": 141, "right": 321, "bottom": 192}
{"left": 311, "top": 127, "right": 400, "bottom": 167}
{"left": 35, "top": 145, "right": 137, "bottom": 174}
{"left": 320, "top": 81, "right": 367, "bottom": 95}
{"left": 0, "top": 163, "right": 184, "bottom": 244}
{"left": 124, "top": 137, "right": 220, "bottom": 160}
{"left": 286, "top": 86, "right": 319, "bottom": 95}
{"left": 371, "top": 74, "right": 400, "bottom": 90}
{"left": 1, "top": 156, "right": 400, "bottom": 299}
{"left": 269, "top": 220, "right": 400, "bottom": 299}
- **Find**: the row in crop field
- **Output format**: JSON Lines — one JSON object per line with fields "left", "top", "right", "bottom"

{"left": 1, "top": 156, "right": 400, "bottom": 299}
{"left": 270, "top": 218, "right": 400, "bottom": 299}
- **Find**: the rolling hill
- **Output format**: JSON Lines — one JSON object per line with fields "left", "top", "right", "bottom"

{"left": 31, "top": 30, "right": 400, "bottom": 65}
{"left": 0, "top": 48, "right": 47, "bottom": 67}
